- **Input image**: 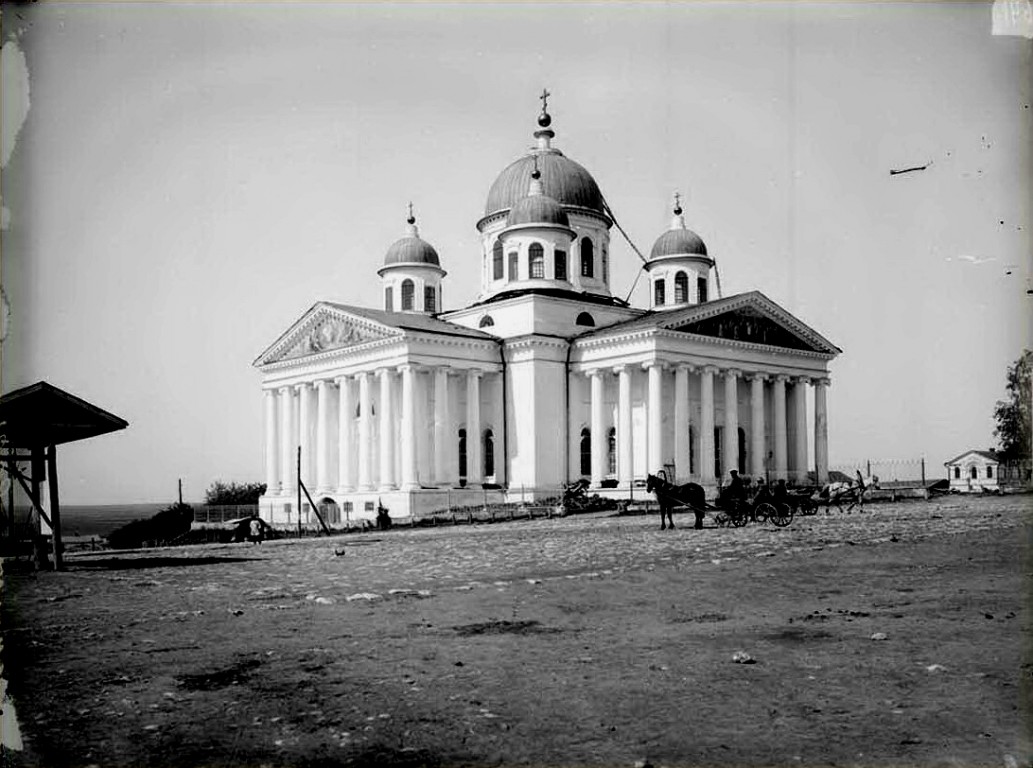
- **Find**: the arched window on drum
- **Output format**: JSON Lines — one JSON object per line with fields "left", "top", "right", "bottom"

{"left": 674, "top": 271, "right": 688, "bottom": 303}
{"left": 401, "top": 279, "right": 415, "bottom": 311}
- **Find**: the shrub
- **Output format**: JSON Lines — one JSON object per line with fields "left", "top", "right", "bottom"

{"left": 204, "top": 481, "right": 267, "bottom": 506}
{"left": 106, "top": 502, "right": 194, "bottom": 550}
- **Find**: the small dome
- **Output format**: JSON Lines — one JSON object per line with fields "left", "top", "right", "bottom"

{"left": 650, "top": 228, "right": 708, "bottom": 259}
{"left": 506, "top": 192, "right": 570, "bottom": 228}
{"left": 384, "top": 235, "right": 440, "bottom": 266}
{"left": 485, "top": 151, "right": 604, "bottom": 217}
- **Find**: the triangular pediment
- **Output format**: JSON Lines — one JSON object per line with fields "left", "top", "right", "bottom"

{"left": 254, "top": 303, "right": 400, "bottom": 366}
{"left": 659, "top": 292, "right": 840, "bottom": 355}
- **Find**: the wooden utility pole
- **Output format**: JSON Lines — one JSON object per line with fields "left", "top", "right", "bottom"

{"left": 47, "top": 445, "right": 62, "bottom": 571}
{"left": 296, "top": 445, "right": 302, "bottom": 536}
{"left": 178, "top": 478, "right": 183, "bottom": 505}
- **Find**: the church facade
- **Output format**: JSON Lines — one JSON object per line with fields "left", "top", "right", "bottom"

{"left": 253, "top": 100, "right": 841, "bottom": 525}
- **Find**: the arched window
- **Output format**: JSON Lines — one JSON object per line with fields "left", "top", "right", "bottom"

{"left": 484, "top": 429, "right": 495, "bottom": 477}
{"left": 508, "top": 251, "right": 519, "bottom": 281}
{"left": 697, "top": 276, "right": 708, "bottom": 303}
{"left": 554, "top": 250, "right": 567, "bottom": 281}
{"left": 987, "top": 465, "right": 994, "bottom": 479}
{"left": 580, "top": 428, "right": 591, "bottom": 477}
{"left": 607, "top": 428, "right": 616, "bottom": 475}
{"left": 492, "top": 240, "right": 504, "bottom": 280}
{"left": 674, "top": 272, "right": 688, "bottom": 303}
{"left": 575, "top": 312, "right": 595, "bottom": 327}
{"left": 458, "top": 429, "right": 468, "bottom": 485}
{"left": 969, "top": 465, "right": 977, "bottom": 479}
{"left": 738, "top": 427, "right": 747, "bottom": 474}
{"left": 654, "top": 279, "right": 666, "bottom": 306}
{"left": 479, "top": 315, "right": 495, "bottom": 328}
{"left": 424, "top": 285, "right": 436, "bottom": 313}
{"left": 384, "top": 286, "right": 393, "bottom": 311}
{"left": 529, "top": 243, "right": 545, "bottom": 278}
{"left": 401, "top": 279, "right": 415, "bottom": 311}
{"left": 953, "top": 466, "right": 960, "bottom": 479}
{"left": 580, "top": 237, "right": 594, "bottom": 278}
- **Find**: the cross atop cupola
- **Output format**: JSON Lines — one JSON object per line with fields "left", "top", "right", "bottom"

{"left": 534, "top": 87, "right": 555, "bottom": 149}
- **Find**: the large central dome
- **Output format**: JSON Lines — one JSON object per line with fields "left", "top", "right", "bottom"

{"left": 484, "top": 149, "right": 605, "bottom": 218}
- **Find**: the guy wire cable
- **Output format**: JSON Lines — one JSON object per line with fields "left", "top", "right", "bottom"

{"left": 600, "top": 194, "right": 649, "bottom": 305}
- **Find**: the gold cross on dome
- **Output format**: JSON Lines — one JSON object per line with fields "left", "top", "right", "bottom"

{"left": 539, "top": 88, "right": 551, "bottom": 113}
{"left": 407, "top": 201, "right": 414, "bottom": 219}
{"left": 673, "top": 191, "right": 681, "bottom": 209}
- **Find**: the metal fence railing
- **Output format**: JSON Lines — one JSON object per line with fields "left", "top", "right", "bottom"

{"left": 829, "top": 458, "right": 929, "bottom": 487}
{"left": 196, "top": 505, "right": 259, "bottom": 523}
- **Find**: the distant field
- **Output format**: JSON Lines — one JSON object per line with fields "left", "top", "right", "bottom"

{"left": 21, "top": 504, "right": 170, "bottom": 537}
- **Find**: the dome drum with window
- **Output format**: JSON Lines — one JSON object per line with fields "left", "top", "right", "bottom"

{"left": 378, "top": 210, "right": 446, "bottom": 313}
{"left": 645, "top": 197, "right": 714, "bottom": 310}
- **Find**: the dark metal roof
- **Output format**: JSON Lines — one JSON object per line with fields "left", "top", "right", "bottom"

{"left": 321, "top": 303, "right": 498, "bottom": 341}
{"left": 0, "top": 381, "right": 128, "bottom": 449}
{"left": 506, "top": 193, "right": 570, "bottom": 227}
{"left": 383, "top": 235, "right": 441, "bottom": 266}
{"left": 649, "top": 228, "right": 709, "bottom": 259}
{"left": 484, "top": 150, "right": 604, "bottom": 218}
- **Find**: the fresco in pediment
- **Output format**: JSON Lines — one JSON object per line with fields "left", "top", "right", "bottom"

{"left": 671, "top": 308, "right": 818, "bottom": 352}
{"left": 277, "top": 316, "right": 393, "bottom": 361}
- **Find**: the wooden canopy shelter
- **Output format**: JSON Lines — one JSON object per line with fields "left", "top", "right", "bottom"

{"left": 0, "top": 381, "right": 128, "bottom": 570}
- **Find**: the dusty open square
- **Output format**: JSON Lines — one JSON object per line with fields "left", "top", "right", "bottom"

{"left": 2, "top": 495, "right": 1030, "bottom": 768}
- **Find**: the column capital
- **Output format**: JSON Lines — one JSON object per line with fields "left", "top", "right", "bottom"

{"left": 376, "top": 366, "right": 394, "bottom": 378}
{"left": 724, "top": 367, "right": 742, "bottom": 379}
{"left": 641, "top": 360, "right": 665, "bottom": 371}
{"left": 277, "top": 385, "right": 292, "bottom": 395}
{"left": 295, "top": 381, "right": 312, "bottom": 392}
{"left": 334, "top": 374, "right": 351, "bottom": 385}
{"left": 397, "top": 363, "right": 419, "bottom": 374}
{"left": 586, "top": 367, "right": 606, "bottom": 379}
{"left": 748, "top": 371, "right": 768, "bottom": 383}
{"left": 773, "top": 373, "right": 791, "bottom": 384}
{"left": 465, "top": 367, "right": 483, "bottom": 379}
{"left": 702, "top": 364, "right": 720, "bottom": 375}
{"left": 674, "top": 362, "right": 696, "bottom": 374}
{"left": 792, "top": 375, "right": 811, "bottom": 386}
{"left": 314, "top": 379, "right": 330, "bottom": 390}
{"left": 612, "top": 364, "right": 630, "bottom": 375}
{"left": 812, "top": 376, "right": 831, "bottom": 387}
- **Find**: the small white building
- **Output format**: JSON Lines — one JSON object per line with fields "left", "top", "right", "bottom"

{"left": 944, "top": 450, "right": 1000, "bottom": 493}
{"left": 253, "top": 99, "right": 842, "bottom": 526}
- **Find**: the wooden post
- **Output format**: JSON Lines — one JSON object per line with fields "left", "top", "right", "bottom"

{"left": 296, "top": 445, "right": 303, "bottom": 536}
{"left": 47, "top": 445, "right": 63, "bottom": 571}
{"left": 921, "top": 457, "right": 926, "bottom": 486}
{"left": 178, "top": 478, "right": 183, "bottom": 505}
{"left": 30, "top": 447, "right": 47, "bottom": 569}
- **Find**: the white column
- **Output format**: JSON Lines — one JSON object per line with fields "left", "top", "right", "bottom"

{"left": 773, "top": 374, "right": 788, "bottom": 480}
{"left": 646, "top": 362, "right": 663, "bottom": 474}
{"left": 674, "top": 365, "right": 690, "bottom": 482}
{"left": 378, "top": 368, "right": 396, "bottom": 491}
{"left": 793, "top": 377, "right": 809, "bottom": 484}
{"left": 264, "top": 390, "right": 280, "bottom": 493}
{"left": 434, "top": 368, "right": 451, "bottom": 485}
{"left": 357, "top": 372, "right": 373, "bottom": 491}
{"left": 750, "top": 373, "right": 766, "bottom": 479}
{"left": 616, "top": 365, "right": 633, "bottom": 489}
{"left": 700, "top": 366, "right": 717, "bottom": 484}
{"left": 589, "top": 369, "right": 606, "bottom": 488}
{"left": 315, "top": 380, "right": 330, "bottom": 494}
{"left": 466, "top": 369, "right": 482, "bottom": 488}
{"left": 723, "top": 369, "right": 740, "bottom": 482}
{"left": 298, "top": 382, "right": 314, "bottom": 491}
{"left": 337, "top": 376, "right": 354, "bottom": 492}
{"left": 279, "top": 386, "right": 295, "bottom": 494}
{"left": 814, "top": 377, "right": 830, "bottom": 485}
{"left": 400, "top": 365, "right": 418, "bottom": 491}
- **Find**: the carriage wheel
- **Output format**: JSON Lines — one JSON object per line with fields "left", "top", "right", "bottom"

{"left": 730, "top": 509, "right": 749, "bottom": 527}
{"left": 770, "top": 503, "right": 794, "bottom": 527}
{"left": 714, "top": 513, "right": 729, "bottom": 528}
{"left": 801, "top": 500, "right": 818, "bottom": 516}
{"left": 754, "top": 503, "right": 775, "bottom": 524}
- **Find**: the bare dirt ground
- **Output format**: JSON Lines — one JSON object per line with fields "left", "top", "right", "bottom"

{"left": 2, "top": 494, "right": 1030, "bottom": 768}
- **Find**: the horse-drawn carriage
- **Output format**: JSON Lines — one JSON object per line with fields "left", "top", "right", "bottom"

{"left": 645, "top": 471, "right": 797, "bottom": 529}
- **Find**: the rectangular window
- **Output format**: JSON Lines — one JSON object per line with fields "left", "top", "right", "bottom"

{"left": 986, "top": 466, "right": 993, "bottom": 478}
{"left": 654, "top": 280, "right": 666, "bottom": 306}
{"left": 697, "top": 277, "right": 708, "bottom": 303}
{"left": 554, "top": 250, "right": 567, "bottom": 281}
{"left": 384, "top": 286, "right": 393, "bottom": 311}
{"left": 364, "top": 501, "right": 375, "bottom": 512}
{"left": 602, "top": 244, "right": 608, "bottom": 282}
{"left": 508, "top": 252, "right": 519, "bottom": 280}
{"left": 424, "top": 286, "right": 436, "bottom": 313}
{"left": 953, "top": 466, "right": 960, "bottom": 479}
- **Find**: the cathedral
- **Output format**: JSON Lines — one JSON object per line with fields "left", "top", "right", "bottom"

{"left": 253, "top": 97, "right": 841, "bottom": 526}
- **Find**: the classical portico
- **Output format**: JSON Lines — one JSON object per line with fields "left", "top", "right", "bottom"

{"left": 254, "top": 98, "right": 841, "bottom": 526}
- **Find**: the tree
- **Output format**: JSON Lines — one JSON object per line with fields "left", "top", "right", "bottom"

{"left": 204, "top": 481, "right": 267, "bottom": 506}
{"left": 993, "top": 350, "right": 1032, "bottom": 462}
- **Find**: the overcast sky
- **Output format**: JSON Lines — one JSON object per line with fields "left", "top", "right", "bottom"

{"left": 2, "top": 1, "right": 1030, "bottom": 504}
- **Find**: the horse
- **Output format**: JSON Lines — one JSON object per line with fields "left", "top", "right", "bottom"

{"left": 645, "top": 471, "right": 707, "bottom": 530}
